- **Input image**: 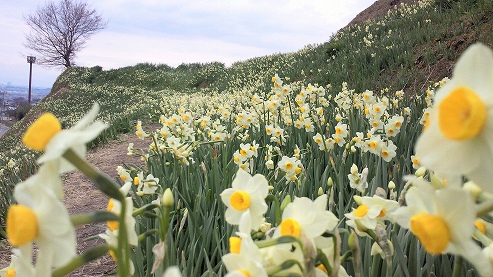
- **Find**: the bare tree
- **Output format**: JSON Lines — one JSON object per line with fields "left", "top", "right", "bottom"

{"left": 24, "top": 0, "right": 107, "bottom": 67}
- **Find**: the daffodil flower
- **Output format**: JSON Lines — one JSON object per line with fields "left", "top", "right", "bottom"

{"left": 391, "top": 180, "right": 492, "bottom": 275}
{"left": 277, "top": 195, "right": 338, "bottom": 240}
{"left": 222, "top": 236, "right": 268, "bottom": 277}
{"left": 415, "top": 43, "right": 493, "bottom": 193}
{"left": 0, "top": 249, "right": 35, "bottom": 276}
{"left": 106, "top": 182, "right": 138, "bottom": 246}
{"left": 98, "top": 228, "right": 136, "bottom": 275}
{"left": 22, "top": 103, "right": 108, "bottom": 173}
{"left": 7, "top": 178, "right": 76, "bottom": 276}
{"left": 18, "top": 160, "right": 64, "bottom": 199}
{"left": 220, "top": 169, "right": 269, "bottom": 231}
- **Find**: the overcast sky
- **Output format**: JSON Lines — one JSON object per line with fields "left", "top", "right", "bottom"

{"left": 0, "top": 0, "right": 375, "bottom": 88}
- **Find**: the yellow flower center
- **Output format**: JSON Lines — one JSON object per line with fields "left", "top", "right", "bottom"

{"left": 237, "top": 270, "right": 251, "bottom": 277}
{"left": 133, "top": 177, "right": 139, "bottom": 185}
{"left": 240, "top": 149, "right": 248, "bottom": 156}
{"left": 280, "top": 218, "right": 301, "bottom": 237}
{"left": 316, "top": 264, "right": 328, "bottom": 274}
{"left": 229, "top": 236, "right": 242, "bottom": 254}
{"left": 295, "top": 167, "right": 302, "bottom": 175}
{"left": 22, "top": 112, "right": 62, "bottom": 151}
{"left": 438, "top": 86, "right": 486, "bottom": 140}
{"left": 109, "top": 250, "right": 117, "bottom": 261}
{"left": 107, "top": 199, "right": 119, "bottom": 231}
{"left": 369, "top": 141, "right": 378, "bottom": 149}
{"left": 354, "top": 204, "right": 369, "bottom": 217}
{"left": 285, "top": 162, "right": 293, "bottom": 171}
{"left": 377, "top": 208, "right": 386, "bottom": 218}
{"left": 6, "top": 269, "right": 16, "bottom": 277}
{"left": 230, "top": 191, "right": 251, "bottom": 211}
{"left": 475, "top": 220, "right": 486, "bottom": 234}
{"left": 6, "top": 204, "right": 39, "bottom": 247}
{"left": 410, "top": 213, "right": 450, "bottom": 254}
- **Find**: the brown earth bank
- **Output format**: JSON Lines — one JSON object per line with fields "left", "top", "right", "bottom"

{"left": 347, "top": 0, "right": 419, "bottom": 27}
{"left": 0, "top": 132, "right": 149, "bottom": 276}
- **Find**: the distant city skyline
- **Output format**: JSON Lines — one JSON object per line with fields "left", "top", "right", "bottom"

{"left": 1, "top": 0, "right": 376, "bottom": 88}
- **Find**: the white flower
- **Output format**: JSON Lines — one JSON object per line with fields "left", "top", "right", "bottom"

{"left": 106, "top": 182, "right": 138, "bottom": 246}
{"left": 0, "top": 249, "right": 35, "bottom": 276}
{"left": 277, "top": 195, "right": 338, "bottom": 240}
{"left": 220, "top": 169, "right": 269, "bottom": 231}
{"left": 348, "top": 167, "right": 368, "bottom": 193}
{"left": 8, "top": 177, "right": 76, "bottom": 276}
{"left": 415, "top": 43, "right": 493, "bottom": 193}
{"left": 222, "top": 237, "right": 267, "bottom": 277}
{"left": 138, "top": 174, "right": 159, "bottom": 195}
{"left": 391, "top": 179, "right": 491, "bottom": 275}
{"left": 22, "top": 103, "right": 108, "bottom": 173}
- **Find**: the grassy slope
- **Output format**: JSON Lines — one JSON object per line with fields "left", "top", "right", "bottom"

{"left": 0, "top": 0, "right": 492, "bottom": 208}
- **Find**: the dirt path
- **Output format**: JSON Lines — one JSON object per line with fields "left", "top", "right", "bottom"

{"left": 0, "top": 132, "right": 149, "bottom": 276}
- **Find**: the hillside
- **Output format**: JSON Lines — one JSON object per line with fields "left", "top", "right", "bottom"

{"left": 1, "top": 0, "right": 492, "bottom": 174}
{"left": 2, "top": 0, "right": 493, "bottom": 275}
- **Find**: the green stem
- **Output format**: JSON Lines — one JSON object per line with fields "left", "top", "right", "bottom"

{"left": 452, "top": 255, "right": 463, "bottom": 277}
{"left": 52, "top": 244, "right": 111, "bottom": 277}
{"left": 340, "top": 251, "right": 352, "bottom": 263}
{"left": 266, "top": 194, "right": 282, "bottom": 225}
{"left": 265, "top": 259, "right": 303, "bottom": 276}
{"left": 132, "top": 203, "right": 160, "bottom": 216}
{"left": 63, "top": 149, "right": 123, "bottom": 201}
{"left": 477, "top": 198, "right": 493, "bottom": 217}
{"left": 370, "top": 256, "right": 380, "bottom": 277}
{"left": 160, "top": 206, "right": 171, "bottom": 241}
{"left": 116, "top": 199, "right": 130, "bottom": 277}
{"left": 255, "top": 235, "right": 303, "bottom": 249}
{"left": 70, "top": 211, "right": 119, "bottom": 226}
{"left": 138, "top": 229, "right": 160, "bottom": 242}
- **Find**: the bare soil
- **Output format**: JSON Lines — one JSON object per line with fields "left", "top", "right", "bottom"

{"left": 0, "top": 132, "right": 149, "bottom": 276}
{"left": 347, "top": 0, "right": 419, "bottom": 27}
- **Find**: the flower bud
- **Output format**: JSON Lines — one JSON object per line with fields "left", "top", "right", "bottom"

{"left": 415, "top": 166, "right": 427, "bottom": 177}
{"left": 388, "top": 181, "right": 396, "bottom": 190}
{"left": 318, "top": 187, "right": 324, "bottom": 196}
{"left": 353, "top": 195, "right": 362, "bottom": 205}
{"left": 280, "top": 195, "right": 292, "bottom": 212}
{"left": 162, "top": 188, "right": 174, "bottom": 207}
{"left": 350, "top": 164, "right": 358, "bottom": 175}
{"left": 327, "top": 177, "right": 333, "bottom": 187}
{"left": 348, "top": 231, "right": 358, "bottom": 251}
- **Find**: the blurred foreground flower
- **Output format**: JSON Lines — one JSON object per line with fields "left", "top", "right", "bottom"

{"left": 392, "top": 179, "right": 492, "bottom": 276}
{"left": 7, "top": 176, "right": 76, "bottom": 276}
{"left": 415, "top": 43, "right": 493, "bottom": 193}
{"left": 22, "top": 103, "right": 108, "bottom": 173}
